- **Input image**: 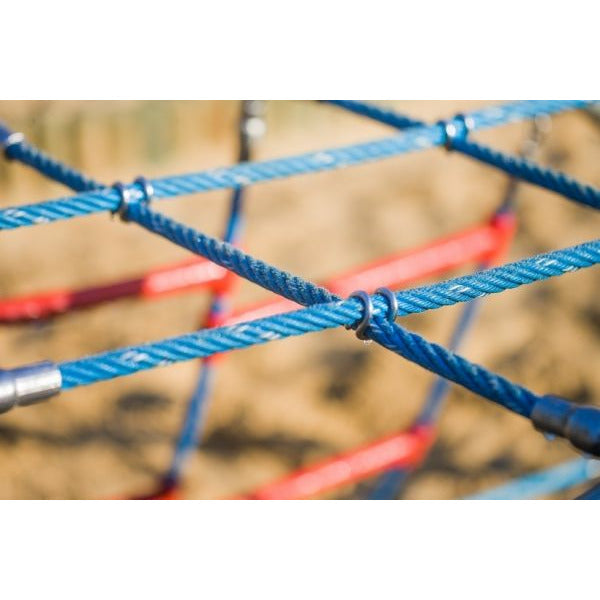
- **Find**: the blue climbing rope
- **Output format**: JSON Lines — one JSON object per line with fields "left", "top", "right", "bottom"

{"left": 366, "top": 116, "right": 548, "bottom": 500}
{"left": 324, "top": 100, "right": 600, "bottom": 210}
{"left": 0, "top": 101, "right": 596, "bottom": 231}
{"left": 368, "top": 296, "right": 484, "bottom": 500}
{"left": 0, "top": 122, "right": 102, "bottom": 192}
{"left": 127, "top": 203, "right": 599, "bottom": 326}
{"left": 54, "top": 202, "right": 600, "bottom": 442}
{"left": 2, "top": 100, "right": 600, "bottom": 497}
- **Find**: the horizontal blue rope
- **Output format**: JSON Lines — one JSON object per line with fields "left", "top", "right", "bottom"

{"left": 464, "top": 458, "right": 600, "bottom": 500}
{"left": 0, "top": 101, "right": 592, "bottom": 231}
{"left": 324, "top": 100, "right": 600, "bottom": 210}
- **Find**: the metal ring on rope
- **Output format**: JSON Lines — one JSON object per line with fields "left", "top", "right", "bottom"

{"left": 113, "top": 177, "right": 154, "bottom": 222}
{"left": 345, "top": 290, "right": 374, "bottom": 341}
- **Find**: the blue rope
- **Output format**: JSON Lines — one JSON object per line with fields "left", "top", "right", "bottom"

{"left": 0, "top": 122, "right": 102, "bottom": 192}
{"left": 463, "top": 458, "right": 600, "bottom": 500}
{"left": 368, "top": 296, "right": 483, "bottom": 500}
{"left": 365, "top": 111, "right": 544, "bottom": 501}
{"left": 324, "top": 100, "right": 600, "bottom": 210}
{"left": 166, "top": 362, "right": 217, "bottom": 486}
{"left": 0, "top": 101, "right": 594, "bottom": 231}
{"left": 55, "top": 204, "right": 600, "bottom": 433}
{"left": 128, "top": 203, "right": 599, "bottom": 324}
{"left": 8, "top": 128, "right": 596, "bottom": 421}
{"left": 164, "top": 186, "right": 245, "bottom": 489}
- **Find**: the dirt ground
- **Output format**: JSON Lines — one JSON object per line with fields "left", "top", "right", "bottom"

{"left": 0, "top": 100, "right": 598, "bottom": 500}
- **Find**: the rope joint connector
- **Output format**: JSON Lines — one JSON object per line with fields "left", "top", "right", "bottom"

{"left": 345, "top": 287, "right": 398, "bottom": 342}
{"left": 0, "top": 361, "right": 61, "bottom": 414}
{"left": 438, "top": 113, "right": 474, "bottom": 151}
{"left": 345, "top": 290, "right": 373, "bottom": 341}
{"left": 112, "top": 176, "right": 154, "bottom": 222}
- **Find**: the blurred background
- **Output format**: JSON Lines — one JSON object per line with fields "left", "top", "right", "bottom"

{"left": 0, "top": 100, "right": 598, "bottom": 499}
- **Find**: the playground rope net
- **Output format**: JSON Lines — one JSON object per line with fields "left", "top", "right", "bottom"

{"left": 0, "top": 100, "right": 599, "bottom": 500}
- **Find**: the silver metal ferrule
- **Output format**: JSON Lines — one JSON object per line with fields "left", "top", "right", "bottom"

{"left": 0, "top": 361, "right": 62, "bottom": 414}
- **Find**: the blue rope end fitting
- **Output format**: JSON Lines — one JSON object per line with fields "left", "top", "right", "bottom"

{"left": 531, "top": 395, "right": 600, "bottom": 457}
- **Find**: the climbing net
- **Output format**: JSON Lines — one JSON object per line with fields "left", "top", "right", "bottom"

{"left": 0, "top": 100, "right": 599, "bottom": 500}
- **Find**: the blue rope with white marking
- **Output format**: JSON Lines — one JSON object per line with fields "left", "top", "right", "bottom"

{"left": 0, "top": 101, "right": 596, "bottom": 231}
{"left": 49, "top": 200, "right": 600, "bottom": 454}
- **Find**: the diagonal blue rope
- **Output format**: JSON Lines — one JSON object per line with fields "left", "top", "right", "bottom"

{"left": 0, "top": 122, "right": 102, "bottom": 192}
{"left": 323, "top": 100, "right": 600, "bottom": 210}
{"left": 55, "top": 203, "right": 599, "bottom": 427}
{"left": 128, "top": 203, "right": 599, "bottom": 322}
{"left": 368, "top": 296, "right": 483, "bottom": 500}
{"left": 463, "top": 458, "right": 600, "bottom": 500}
{"left": 0, "top": 101, "right": 594, "bottom": 231}
{"left": 366, "top": 115, "right": 548, "bottom": 501}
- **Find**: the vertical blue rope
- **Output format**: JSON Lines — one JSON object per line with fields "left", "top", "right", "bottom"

{"left": 163, "top": 101, "right": 263, "bottom": 491}
{"left": 163, "top": 187, "right": 245, "bottom": 489}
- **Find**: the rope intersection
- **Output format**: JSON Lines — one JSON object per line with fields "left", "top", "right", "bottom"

{"left": 1, "top": 100, "right": 599, "bottom": 499}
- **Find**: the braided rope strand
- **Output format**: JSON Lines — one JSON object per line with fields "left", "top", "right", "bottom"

{"left": 56, "top": 204, "right": 600, "bottom": 422}
{"left": 324, "top": 100, "right": 600, "bottom": 210}
{"left": 0, "top": 122, "right": 102, "bottom": 192}
{"left": 0, "top": 101, "right": 593, "bottom": 231}
{"left": 130, "top": 203, "right": 600, "bottom": 322}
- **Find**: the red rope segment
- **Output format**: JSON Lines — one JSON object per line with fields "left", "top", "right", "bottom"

{"left": 0, "top": 258, "right": 229, "bottom": 322}
{"left": 243, "top": 425, "right": 435, "bottom": 500}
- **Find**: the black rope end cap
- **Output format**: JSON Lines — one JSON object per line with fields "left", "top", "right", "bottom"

{"left": 531, "top": 395, "right": 600, "bottom": 457}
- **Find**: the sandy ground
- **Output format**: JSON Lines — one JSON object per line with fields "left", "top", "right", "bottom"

{"left": 0, "top": 100, "right": 598, "bottom": 500}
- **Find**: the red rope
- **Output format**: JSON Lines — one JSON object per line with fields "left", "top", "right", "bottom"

{"left": 0, "top": 258, "right": 228, "bottom": 322}
{"left": 243, "top": 425, "right": 435, "bottom": 500}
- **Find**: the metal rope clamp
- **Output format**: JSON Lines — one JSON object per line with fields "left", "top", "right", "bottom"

{"left": 345, "top": 287, "right": 398, "bottom": 342}
{"left": 112, "top": 176, "right": 154, "bottom": 222}
{"left": 0, "top": 361, "right": 62, "bottom": 414}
